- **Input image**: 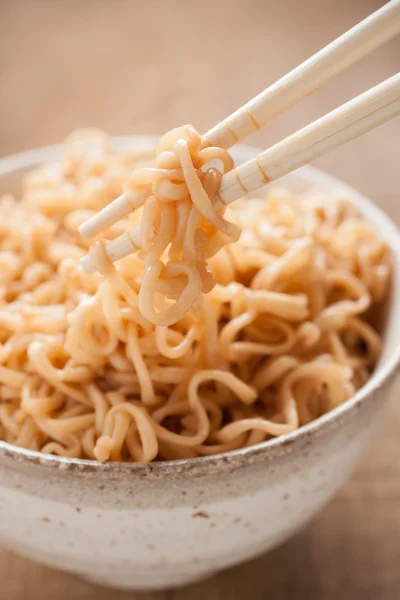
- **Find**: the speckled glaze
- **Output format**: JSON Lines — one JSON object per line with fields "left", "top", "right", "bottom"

{"left": 0, "top": 138, "right": 399, "bottom": 591}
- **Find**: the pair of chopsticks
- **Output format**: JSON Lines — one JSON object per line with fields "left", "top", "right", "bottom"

{"left": 80, "top": 0, "right": 400, "bottom": 274}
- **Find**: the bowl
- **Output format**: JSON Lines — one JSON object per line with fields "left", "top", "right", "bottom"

{"left": 0, "top": 137, "right": 399, "bottom": 591}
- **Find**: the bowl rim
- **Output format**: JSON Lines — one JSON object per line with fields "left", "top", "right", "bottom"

{"left": 1, "top": 135, "right": 400, "bottom": 477}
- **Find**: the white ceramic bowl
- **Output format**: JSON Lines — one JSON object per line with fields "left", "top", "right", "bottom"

{"left": 0, "top": 137, "right": 399, "bottom": 591}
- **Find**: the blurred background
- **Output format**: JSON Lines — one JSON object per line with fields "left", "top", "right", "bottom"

{"left": 0, "top": 0, "right": 399, "bottom": 599}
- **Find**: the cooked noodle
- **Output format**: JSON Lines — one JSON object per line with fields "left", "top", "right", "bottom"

{"left": 121, "top": 125, "right": 241, "bottom": 326}
{"left": 0, "top": 129, "right": 391, "bottom": 462}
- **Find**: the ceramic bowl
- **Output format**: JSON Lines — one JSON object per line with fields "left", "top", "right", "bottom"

{"left": 0, "top": 137, "right": 399, "bottom": 591}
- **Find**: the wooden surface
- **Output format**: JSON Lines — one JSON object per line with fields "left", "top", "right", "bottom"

{"left": 0, "top": 0, "right": 399, "bottom": 598}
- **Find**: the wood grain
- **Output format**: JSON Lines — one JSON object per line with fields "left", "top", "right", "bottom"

{"left": 0, "top": 0, "right": 399, "bottom": 598}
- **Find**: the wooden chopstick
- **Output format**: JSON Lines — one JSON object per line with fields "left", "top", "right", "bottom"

{"left": 205, "top": 0, "right": 400, "bottom": 149}
{"left": 80, "top": 73, "right": 400, "bottom": 274}
{"left": 218, "top": 72, "right": 400, "bottom": 203}
{"left": 78, "top": 1, "right": 400, "bottom": 241}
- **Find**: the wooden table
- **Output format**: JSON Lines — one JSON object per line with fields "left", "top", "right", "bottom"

{"left": 0, "top": 0, "right": 399, "bottom": 598}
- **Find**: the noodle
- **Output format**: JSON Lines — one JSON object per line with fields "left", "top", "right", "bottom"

{"left": 0, "top": 129, "right": 391, "bottom": 462}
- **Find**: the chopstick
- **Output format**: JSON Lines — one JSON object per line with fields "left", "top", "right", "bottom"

{"left": 218, "top": 72, "right": 400, "bottom": 203}
{"left": 80, "top": 72, "right": 400, "bottom": 274}
{"left": 205, "top": 0, "right": 400, "bottom": 149}
{"left": 78, "top": 0, "right": 400, "bottom": 241}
